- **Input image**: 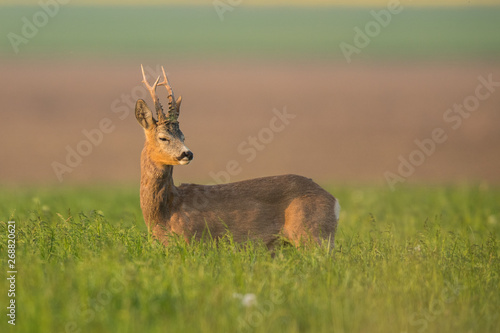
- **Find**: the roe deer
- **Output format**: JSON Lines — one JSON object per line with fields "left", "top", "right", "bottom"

{"left": 135, "top": 65, "right": 340, "bottom": 250}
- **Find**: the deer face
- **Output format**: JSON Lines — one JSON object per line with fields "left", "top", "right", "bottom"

{"left": 136, "top": 99, "right": 193, "bottom": 166}
{"left": 153, "top": 122, "right": 193, "bottom": 166}
{"left": 135, "top": 66, "right": 193, "bottom": 166}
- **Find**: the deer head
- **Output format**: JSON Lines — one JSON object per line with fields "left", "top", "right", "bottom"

{"left": 135, "top": 65, "right": 193, "bottom": 166}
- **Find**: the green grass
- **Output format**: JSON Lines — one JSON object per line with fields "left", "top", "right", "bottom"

{"left": 0, "top": 184, "right": 499, "bottom": 333}
{"left": 1, "top": 6, "right": 500, "bottom": 60}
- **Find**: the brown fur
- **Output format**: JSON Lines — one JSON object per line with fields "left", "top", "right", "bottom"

{"left": 136, "top": 67, "right": 340, "bottom": 249}
{"left": 140, "top": 156, "right": 339, "bottom": 249}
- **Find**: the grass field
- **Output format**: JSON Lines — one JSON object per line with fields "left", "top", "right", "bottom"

{"left": 1, "top": 185, "right": 499, "bottom": 332}
{"left": 1, "top": 6, "right": 500, "bottom": 60}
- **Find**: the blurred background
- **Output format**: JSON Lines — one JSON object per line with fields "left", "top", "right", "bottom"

{"left": 1, "top": 0, "right": 499, "bottom": 187}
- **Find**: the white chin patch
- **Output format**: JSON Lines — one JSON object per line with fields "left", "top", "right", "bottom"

{"left": 178, "top": 159, "right": 191, "bottom": 165}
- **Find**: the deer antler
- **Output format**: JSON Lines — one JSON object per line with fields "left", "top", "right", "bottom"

{"left": 141, "top": 64, "right": 167, "bottom": 123}
{"left": 159, "top": 66, "right": 179, "bottom": 120}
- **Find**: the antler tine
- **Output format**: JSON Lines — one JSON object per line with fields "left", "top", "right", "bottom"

{"left": 140, "top": 64, "right": 167, "bottom": 122}
{"left": 140, "top": 64, "right": 160, "bottom": 101}
{"left": 159, "top": 66, "right": 177, "bottom": 116}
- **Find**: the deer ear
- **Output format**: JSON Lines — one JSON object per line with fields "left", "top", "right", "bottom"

{"left": 135, "top": 99, "right": 156, "bottom": 129}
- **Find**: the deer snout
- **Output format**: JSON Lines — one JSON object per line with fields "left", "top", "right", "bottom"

{"left": 177, "top": 150, "right": 193, "bottom": 162}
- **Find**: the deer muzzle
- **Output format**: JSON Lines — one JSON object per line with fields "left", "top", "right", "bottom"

{"left": 177, "top": 150, "right": 193, "bottom": 165}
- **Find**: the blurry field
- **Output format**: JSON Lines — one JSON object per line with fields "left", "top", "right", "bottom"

{"left": 1, "top": 185, "right": 499, "bottom": 332}
{"left": 3, "top": 0, "right": 500, "bottom": 6}
{"left": 1, "top": 7, "right": 500, "bottom": 60}
{"left": 2, "top": 6, "right": 500, "bottom": 186}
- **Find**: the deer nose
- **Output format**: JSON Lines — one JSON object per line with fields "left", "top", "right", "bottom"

{"left": 177, "top": 151, "right": 193, "bottom": 161}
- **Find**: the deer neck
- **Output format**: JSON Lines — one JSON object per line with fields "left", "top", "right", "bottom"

{"left": 139, "top": 146, "right": 178, "bottom": 228}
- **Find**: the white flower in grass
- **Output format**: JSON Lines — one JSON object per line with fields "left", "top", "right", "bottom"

{"left": 233, "top": 293, "right": 257, "bottom": 307}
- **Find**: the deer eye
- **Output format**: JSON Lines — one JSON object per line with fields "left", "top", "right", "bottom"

{"left": 159, "top": 137, "right": 169, "bottom": 142}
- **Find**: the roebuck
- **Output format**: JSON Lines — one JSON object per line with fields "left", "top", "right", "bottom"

{"left": 135, "top": 65, "right": 340, "bottom": 250}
